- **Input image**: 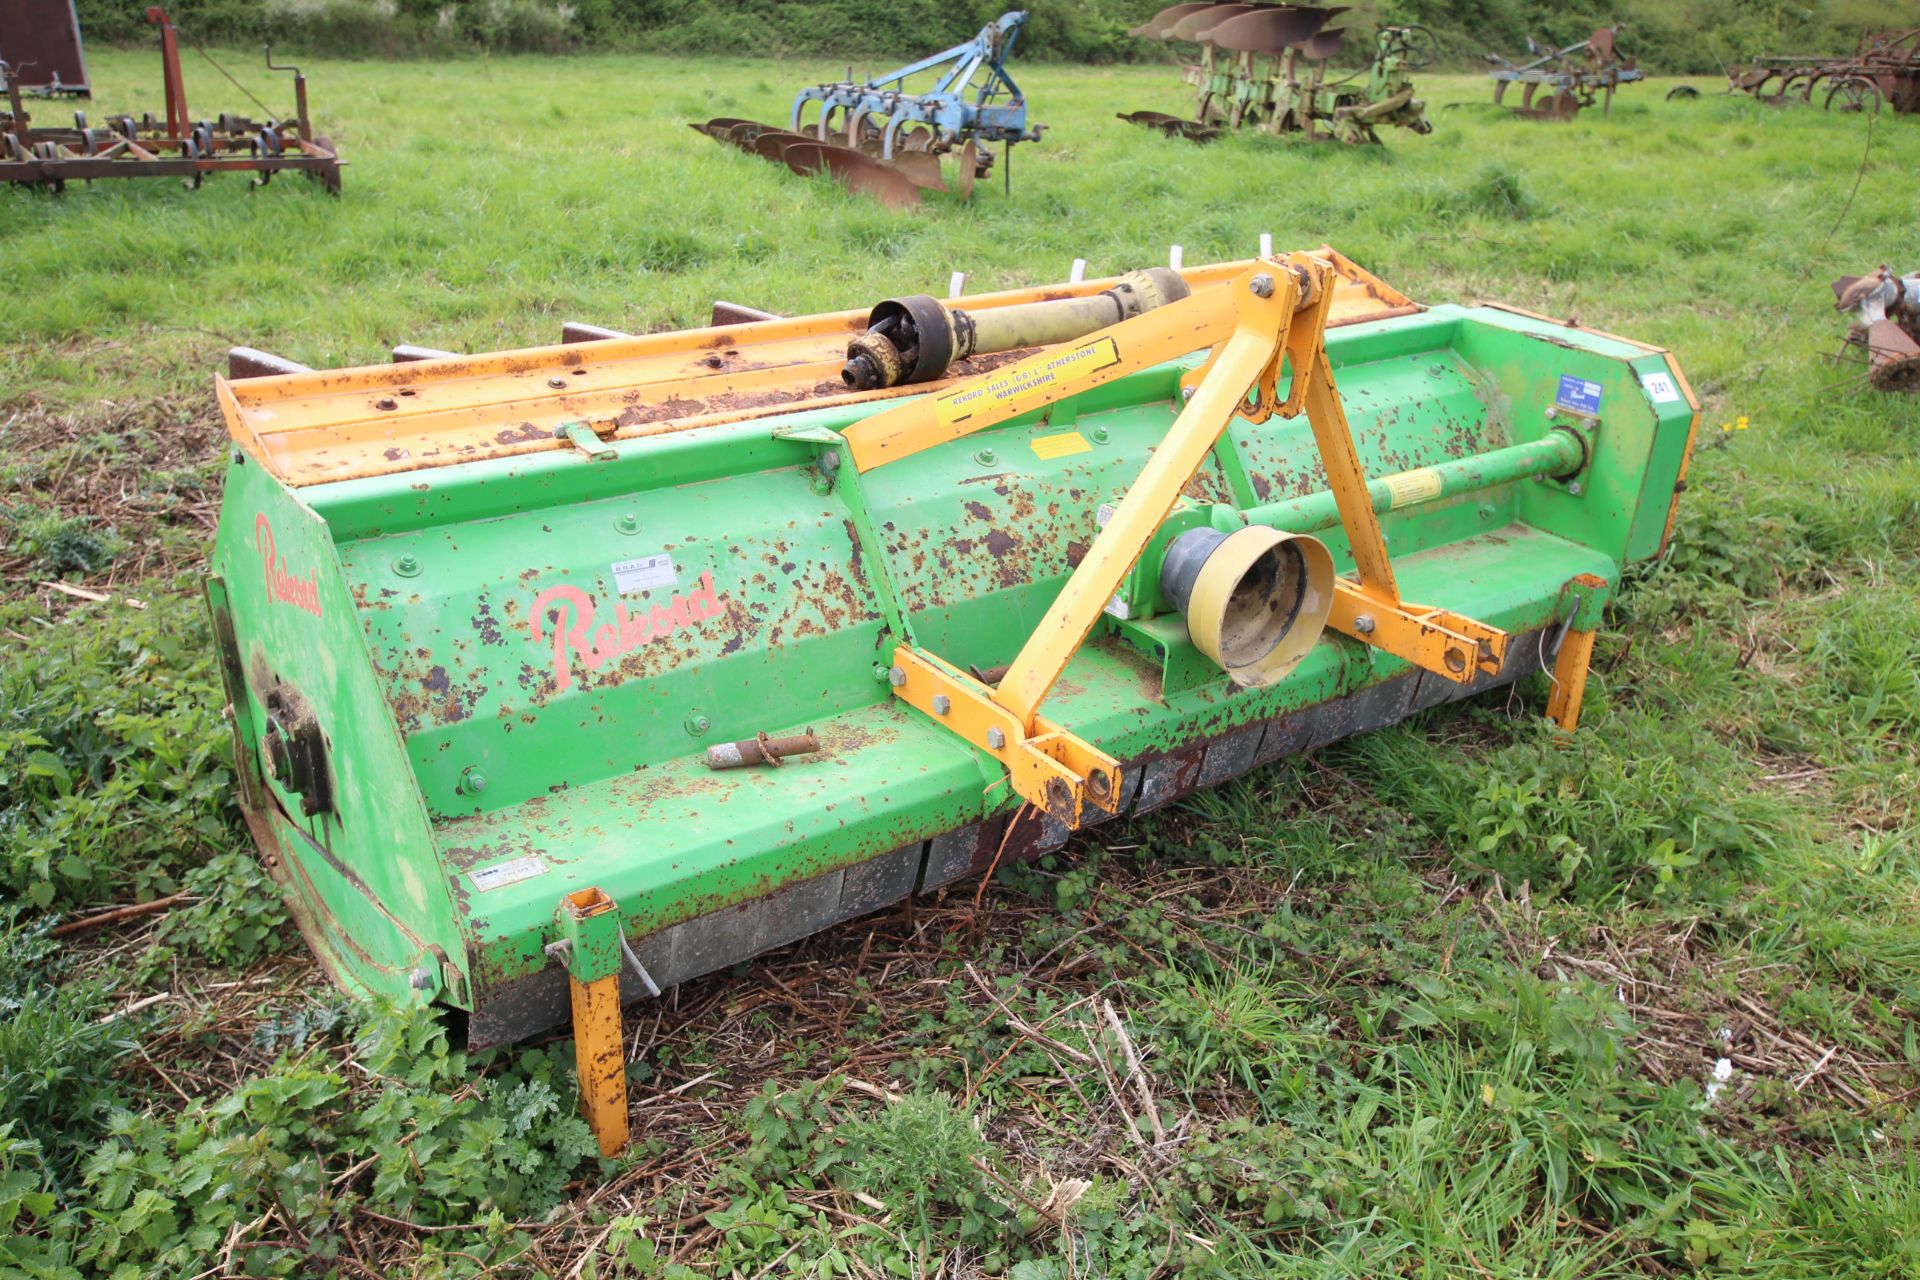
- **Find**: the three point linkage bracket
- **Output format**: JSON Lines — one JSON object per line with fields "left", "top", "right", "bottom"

{"left": 838, "top": 254, "right": 1510, "bottom": 829}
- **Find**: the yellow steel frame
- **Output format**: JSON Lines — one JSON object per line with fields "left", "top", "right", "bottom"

{"left": 850, "top": 254, "right": 1510, "bottom": 829}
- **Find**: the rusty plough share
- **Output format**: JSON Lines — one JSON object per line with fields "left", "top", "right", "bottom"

{"left": 1484, "top": 25, "right": 1643, "bottom": 120}
{"left": 1125, "top": 3, "right": 1435, "bottom": 144}
{"left": 207, "top": 247, "right": 1697, "bottom": 1153}
{"left": 1726, "top": 27, "right": 1920, "bottom": 114}
{"left": 1, "top": 7, "right": 340, "bottom": 194}
{"left": 690, "top": 11, "right": 1039, "bottom": 208}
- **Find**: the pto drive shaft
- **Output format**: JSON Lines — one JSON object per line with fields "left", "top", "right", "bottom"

{"left": 841, "top": 268, "right": 1191, "bottom": 391}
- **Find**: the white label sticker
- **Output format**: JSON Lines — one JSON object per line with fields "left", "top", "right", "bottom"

{"left": 1096, "top": 503, "right": 1117, "bottom": 528}
{"left": 1104, "top": 592, "right": 1131, "bottom": 621}
{"left": 1641, "top": 371, "right": 1682, "bottom": 404}
{"left": 471, "top": 855, "right": 547, "bottom": 892}
{"left": 611, "top": 553, "right": 677, "bottom": 595}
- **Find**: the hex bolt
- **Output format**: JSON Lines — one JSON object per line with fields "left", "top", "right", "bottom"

{"left": 460, "top": 767, "right": 488, "bottom": 794}
{"left": 1354, "top": 614, "right": 1376, "bottom": 635}
{"left": 1180, "top": 385, "right": 1196, "bottom": 403}
{"left": 986, "top": 727, "right": 1007, "bottom": 749}
{"left": 1479, "top": 502, "right": 1498, "bottom": 520}
{"left": 374, "top": 397, "right": 398, "bottom": 411}
{"left": 394, "top": 554, "right": 421, "bottom": 577}
{"left": 973, "top": 447, "right": 997, "bottom": 467}
{"left": 888, "top": 665, "right": 907, "bottom": 688}
{"left": 1566, "top": 481, "right": 1584, "bottom": 497}
{"left": 1089, "top": 426, "right": 1110, "bottom": 444}
{"left": 547, "top": 376, "right": 568, "bottom": 389}
{"left": 931, "top": 694, "right": 951, "bottom": 716}
{"left": 684, "top": 712, "right": 711, "bottom": 736}
{"left": 615, "top": 513, "right": 640, "bottom": 535}
{"left": 1544, "top": 405, "right": 1559, "bottom": 420}
{"left": 1249, "top": 274, "right": 1275, "bottom": 298}
{"left": 1427, "top": 363, "right": 1446, "bottom": 377}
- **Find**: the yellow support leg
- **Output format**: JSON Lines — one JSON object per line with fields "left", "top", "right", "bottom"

{"left": 1547, "top": 626, "right": 1598, "bottom": 732}
{"left": 568, "top": 970, "right": 629, "bottom": 1157}
{"left": 553, "top": 886, "right": 630, "bottom": 1157}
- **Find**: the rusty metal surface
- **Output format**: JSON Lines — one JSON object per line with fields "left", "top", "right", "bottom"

{"left": 1, "top": 9, "right": 341, "bottom": 191}
{"left": 0, "top": 0, "right": 88, "bottom": 96}
{"left": 1727, "top": 28, "right": 1920, "bottom": 113}
{"left": 218, "top": 251, "right": 1418, "bottom": 488}
{"left": 467, "top": 635, "right": 1547, "bottom": 1047}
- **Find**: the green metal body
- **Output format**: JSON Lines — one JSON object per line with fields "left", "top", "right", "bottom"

{"left": 207, "top": 303, "right": 1693, "bottom": 1045}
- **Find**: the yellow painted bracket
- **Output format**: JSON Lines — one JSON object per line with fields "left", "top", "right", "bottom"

{"left": 862, "top": 253, "right": 1508, "bottom": 827}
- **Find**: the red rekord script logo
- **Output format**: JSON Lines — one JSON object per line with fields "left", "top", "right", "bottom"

{"left": 530, "top": 573, "right": 724, "bottom": 692}
{"left": 254, "top": 514, "right": 322, "bottom": 618}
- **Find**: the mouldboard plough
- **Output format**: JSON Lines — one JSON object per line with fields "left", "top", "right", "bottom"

{"left": 208, "top": 249, "right": 1697, "bottom": 1154}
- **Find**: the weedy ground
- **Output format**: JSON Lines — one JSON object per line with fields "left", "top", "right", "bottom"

{"left": 2, "top": 48, "right": 1918, "bottom": 1280}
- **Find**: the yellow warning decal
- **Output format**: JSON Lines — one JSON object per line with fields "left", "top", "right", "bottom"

{"left": 933, "top": 336, "right": 1122, "bottom": 432}
{"left": 1031, "top": 431, "right": 1092, "bottom": 461}
{"left": 1383, "top": 467, "right": 1443, "bottom": 509}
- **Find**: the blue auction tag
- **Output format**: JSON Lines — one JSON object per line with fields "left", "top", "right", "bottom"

{"left": 1555, "top": 374, "right": 1603, "bottom": 415}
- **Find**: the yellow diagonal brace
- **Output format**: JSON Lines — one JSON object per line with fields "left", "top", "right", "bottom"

{"left": 994, "top": 273, "right": 1302, "bottom": 725}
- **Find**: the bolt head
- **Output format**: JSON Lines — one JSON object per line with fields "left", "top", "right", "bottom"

{"left": 461, "top": 767, "right": 488, "bottom": 794}
{"left": 932, "top": 694, "right": 951, "bottom": 716}
{"left": 1249, "top": 274, "right": 1275, "bottom": 298}
{"left": 973, "top": 447, "right": 997, "bottom": 467}
{"left": 615, "top": 513, "right": 639, "bottom": 534}
{"left": 1354, "top": 614, "right": 1376, "bottom": 635}
{"left": 1544, "top": 406, "right": 1559, "bottom": 420}
{"left": 986, "top": 727, "right": 1007, "bottom": 749}
{"left": 888, "top": 665, "right": 907, "bottom": 688}
{"left": 547, "top": 376, "right": 567, "bottom": 389}
{"left": 1566, "top": 481, "right": 1583, "bottom": 497}
{"left": 394, "top": 554, "right": 421, "bottom": 577}
{"left": 684, "top": 712, "right": 711, "bottom": 736}
{"left": 409, "top": 967, "right": 434, "bottom": 991}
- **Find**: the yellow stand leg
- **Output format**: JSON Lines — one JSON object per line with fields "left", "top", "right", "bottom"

{"left": 1547, "top": 627, "right": 1598, "bottom": 732}
{"left": 554, "top": 886, "right": 630, "bottom": 1157}
{"left": 568, "top": 971, "right": 629, "bottom": 1157}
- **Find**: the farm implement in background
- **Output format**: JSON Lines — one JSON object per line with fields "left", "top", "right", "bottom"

{"left": 1484, "top": 26, "right": 1642, "bottom": 120}
{"left": 207, "top": 247, "right": 1697, "bottom": 1153}
{"left": 1, "top": 7, "right": 340, "bottom": 194}
{"left": 690, "top": 11, "right": 1040, "bottom": 207}
{"left": 0, "top": 0, "right": 90, "bottom": 97}
{"left": 1124, "top": 4, "right": 1434, "bottom": 144}
{"left": 1833, "top": 266, "right": 1920, "bottom": 392}
{"left": 1726, "top": 28, "right": 1920, "bottom": 114}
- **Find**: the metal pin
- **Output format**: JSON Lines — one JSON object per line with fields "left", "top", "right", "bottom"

{"left": 704, "top": 728, "right": 822, "bottom": 770}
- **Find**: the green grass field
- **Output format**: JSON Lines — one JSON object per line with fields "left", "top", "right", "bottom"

{"left": 4, "top": 48, "right": 1919, "bottom": 1279}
